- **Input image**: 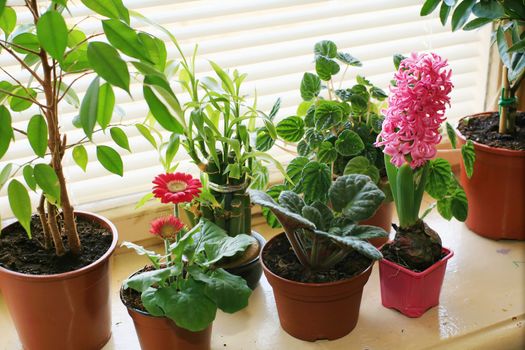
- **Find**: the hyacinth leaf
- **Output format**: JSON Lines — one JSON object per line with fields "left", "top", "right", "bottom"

{"left": 278, "top": 190, "right": 305, "bottom": 215}
{"left": 155, "top": 281, "right": 217, "bottom": 332}
{"left": 314, "top": 230, "right": 382, "bottom": 260}
{"left": 329, "top": 174, "right": 385, "bottom": 221}
{"left": 461, "top": 140, "right": 475, "bottom": 178}
{"left": 249, "top": 190, "right": 316, "bottom": 231}
{"left": 188, "top": 266, "right": 251, "bottom": 314}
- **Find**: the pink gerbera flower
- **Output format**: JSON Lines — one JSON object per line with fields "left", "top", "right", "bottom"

{"left": 375, "top": 52, "right": 453, "bottom": 169}
{"left": 150, "top": 215, "right": 186, "bottom": 240}
{"left": 152, "top": 172, "right": 202, "bottom": 204}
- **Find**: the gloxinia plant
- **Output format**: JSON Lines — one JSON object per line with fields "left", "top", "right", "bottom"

{"left": 250, "top": 174, "right": 388, "bottom": 271}
{"left": 376, "top": 52, "right": 472, "bottom": 271}
{"left": 122, "top": 172, "right": 254, "bottom": 331}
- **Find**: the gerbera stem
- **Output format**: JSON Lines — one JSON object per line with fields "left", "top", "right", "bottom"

{"left": 164, "top": 239, "right": 171, "bottom": 267}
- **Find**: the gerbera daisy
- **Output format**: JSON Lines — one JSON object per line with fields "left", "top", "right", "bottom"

{"left": 149, "top": 215, "right": 186, "bottom": 240}
{"left": 152, "top": 172, "right": 202, "bottom": 204}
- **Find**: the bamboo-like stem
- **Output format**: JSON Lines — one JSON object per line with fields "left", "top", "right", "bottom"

{"left": 229, "top": 198, "right": 242, "bottom": 237}
{"left": 499, "top": 66, "right": 510, "bottom": 134}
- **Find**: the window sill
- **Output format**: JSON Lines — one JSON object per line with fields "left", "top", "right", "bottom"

{"left": 1, "top": 206, "right": 524, "bottom": 349}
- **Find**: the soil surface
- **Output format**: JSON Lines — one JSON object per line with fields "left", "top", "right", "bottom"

{"left": 263, "top": 234, "right": 372, "bottom": 283}
{"left": 458, "top": 112, "right": 525, "bottom": 151}
{"left": 0, "top": 215, "right": 112, "bottom": 275}
{"left": 121, "top": 266, "right": 152, "bottom": 313}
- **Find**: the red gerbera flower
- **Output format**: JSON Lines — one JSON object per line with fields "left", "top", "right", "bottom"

{"left": 150, "top": 215, "right": 186, "bottom": 240}
{"left": 152, "top": 172, "right": 202, "bottom": 204}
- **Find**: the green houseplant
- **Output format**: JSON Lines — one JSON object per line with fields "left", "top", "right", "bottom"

{"left": 250, "top": 174, "right": 388, "bottom": 341}
{"left": 0, "top": 1, "right": 167, "bottom": 349}
{"left": 420, "top": 0, "right": 525, "bottom": 239}
{"left": 130, "top": 19, "right": 285, "bottom": 288}
{"left": 375, "top": 52, "right": 471, "bottom": 317}
{"left": 261, "top": 40, "right": 394, "bottom": 242}
{"left": 121, "top": 172, "right": 253, "bottom": 350}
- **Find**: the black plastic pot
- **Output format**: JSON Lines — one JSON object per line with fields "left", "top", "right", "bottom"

{"left": 224, "top": 231, "right": 265, "bottom": 290}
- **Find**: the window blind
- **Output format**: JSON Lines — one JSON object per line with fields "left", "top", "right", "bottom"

{"left": 0, "top": 0, "right": 490, "bottom": 220}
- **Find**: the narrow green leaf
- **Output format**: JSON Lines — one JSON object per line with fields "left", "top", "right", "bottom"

{"left": 420, "top": 0, "right": 440, "bottom": 16}
{"left": 461, "top": 140, "right": 475, "bottom": 178}
{"left": 509, "top": 38, "right": 525, "bottom": 53}
{"left": 80, "top": 0, "right": 129, "bottom": 23}
{"left": 97, "top": 82, "right": 115, "bottom": 129}
{"left": 136, "top": 124, "right": 157, "bottom": 148}
{"left": 463, "top": 17, "right": 493, "bottom": 31}
{"left": 0, "top": 163, "right": 13, "bottom": 191}
{"left": 72, "top": 145, "right": 88, "bottom": 171}
{"left": 59, "top": 82, "right": 80, "bottom": 108}
{"left": 446, "top": 122, "right": 457, "bottom": 148}
{"left": 138, "top": 32, "right": 166, "bottom": 70}
{"left": 0, "top": 106, "right": 13, "bottom": 159}
{"left": 87, "top": 41, "right": 130, "bottom": 92}
{"left": 497, "top": 26, "right": 512, "bottom": 69}
{"left": 22, "top": 165, "right": 37, "bottom": 191}
{"left": 393, "top": 54, "right": 407, "bottom": 70}
{"left": 97, "top": 145, "right": 123, "bottom": 176}
{"left": 440, "top": 2, "right": 453, "bottom": 25}
{"left": 209, "top": 61, "right": 235, "bottom": 95}
{"left": 143, "top": 85, "right": 183, "bottom": 133}
{"left": 135, "top": 192, "right": 154, "bottom": 209}
{"left": 33, "top": 163, "right": 61, "bottom": 205}
{"left": 8, "top": 180, "right": 32, "bottom": 238}
{"left": 27, "top": 115, "right": 48, "bottom": 157}
{"left": 102, "top": 19, "right": 150, "bottom": 61}
{"left": 79, "top": 77, "right": 100, "bottom": 139}
{"left": 110, "top": 126, "right": 131, "bottom": 152}
{"left": 451, "top": 0, "right": 476, "bottom": 31}
{"left": 37, "top": 11, "right": 68, "bottom": 61}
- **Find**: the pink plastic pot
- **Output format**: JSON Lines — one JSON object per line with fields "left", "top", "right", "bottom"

{"left": 379, "top": 247, "right": 453, "bottom": 318}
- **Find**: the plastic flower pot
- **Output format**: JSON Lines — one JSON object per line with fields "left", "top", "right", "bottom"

{"left": 379, "top": 247, "right": 453, "bottom": 318}
{"left": 222, "top": 231, "right": 265, "bottom": 290}
{"left": 0, "top": 211, "right": 118, "bottom": 350}
{"left": 457, "top": 112, "right": 525, "bottom": 240}
{"left": 122, "top": 297, "right": 212, "bottom": 350}
{"left": 261, "top": 232, "right": 373, "bottom": 341}
{"left": 361, "top": 200, "right": 394, "bottom": 247}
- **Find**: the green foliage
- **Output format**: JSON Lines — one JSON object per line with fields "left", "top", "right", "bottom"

{"left": 276, "top": 116, "right": 305, "bottom": 142}
{"left": 122, "top": 219, "right": 252, "bottom": 331}
{"left": 461, "top": 140, "right": 476, "bottom": 178}
{"left": 37, "top": 11, "right": 68, "bottom": 61}
{"left": 7, "top": 180, "right": 32, "bottom": 238}
{"left": 87, "top": 42, "right": 130, "bottom": 93}
{"left": 96, "top": 145, "right": 123, "bottom": 176}
{"left": 250, "top": 174, "right": 387, "bottom": 271}
{"left": 72, "top": 145, "right": 88, "bottom": 171}
{"left": 27, "top": 115, "right": 48, "bottom": 157}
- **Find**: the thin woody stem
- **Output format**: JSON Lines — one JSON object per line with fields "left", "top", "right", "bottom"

{"left": 58, "top": 72, "right": 93, "bottom": 102}
{"left": 0, "top": 42, "right": 44, "bottom": 85}
{"left": 37, "top": 195, "right": 53, "bottom": 250}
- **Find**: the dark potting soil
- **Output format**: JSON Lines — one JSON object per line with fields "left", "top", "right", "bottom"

{"left": 458, "top": 112, "right": 525, "bottom": 151}
{"left": 0, "top": 215, "right": 112, "bottom": 275}
{"left": 263, "top": 234, "right": 372, "bottom": 283}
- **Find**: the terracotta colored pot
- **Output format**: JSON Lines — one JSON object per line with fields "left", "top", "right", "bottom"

{"left": 224, "top": 231, "right": 265, "bottom": 290}
{"left": 261, "top": 233, "right": 373, "bottom": 341}
{"left": 379, "top": 247, "right": 453, "bottom": 318}
{"left": 361, "top": 200, "right": 394, "bottom": 247}
{"left": 0, "top": 211, "right": 118, "bottom": 350}
{"left": 122, "top": 293, "right": 212, "bottom": 350}
{"left": 456, "top": 112, "right": 525, "bottom": 240}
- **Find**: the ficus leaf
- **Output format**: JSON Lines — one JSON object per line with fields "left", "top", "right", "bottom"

{"left": 80, "top": 0, "right": 130, "bottom": 24}
{"left": 87, "top": 41, "right": 130, "bottom": 93}
{"left": 72, "top": 145, "right": 88, "bottom": 172}
{"left": 37, "top": 11, "right": 68, "bottom": 61}
{"left": 27, "top": 115, "right": 48, "bottom": 158}
{"left": 110, "top": 126, "right": 131, "bottom": 152}
{"left": 8, "top": 179, "right": 32, "bottom": 238}
{"left": 79, "top": 77, "right": 100, "bottom": 139}
{"left": 96, "top": 145, "right": 123, "bottom": 176}
{"left": 0, "top": 106, "right": 13, "bottom": 159}
{"left": 34, "top": 163, "right": 61, "bottom": 206}
{"left": 97, "top": 82, "right": 115, "bottom": 130}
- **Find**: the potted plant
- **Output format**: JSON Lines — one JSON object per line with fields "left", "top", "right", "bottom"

{"left": 420, "top": 0, "right": 525, "bottom": 239}
{"left": 0, "top": 1, "right": 166, "bottom": 349}
{"left": 250, "top": 174, "right": 388, "bottom": 341}
{"left": 260, "top": 40, "right": 394, "bottom": 246}
{"left": 121, "top": 172, "right": 253, "bottom": 350}
{"left": 375, "top": 52, "right": 471, "bottom": 318}
{"left": 130, "top": 21, "right": 285, "bottom": 289}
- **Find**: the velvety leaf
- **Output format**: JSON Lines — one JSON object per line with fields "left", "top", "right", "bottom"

{"left": 317, "top": 141, "right": 337, "bottom": 164}
{"left": 27, "top": 115, "right": 48, "bottom": 157}
{"left": 461, "top": 140, "right": 475, "bottom": 178}
{"left": 300, "top": 72, "right": 321, "bottom": 101}
{"left": 8, "top": 180, "right": 32, "bottom": 238}
{"left": 342, "top": 224, "right": 388, "bottom": 240}
{"left": 110, "top": 127, "right": 130, "bottom": 152}
{"left": 310, "top": 201, "right": 333, "bottom": 231}
{"left": 314, "top": 40, "right": 337, "bottom": 58}
{"left": 314, "top": 229, "right": 382, "bottom": 260}
{"left": 97, "top": 82, "right": 115, "bottom": 129}
{"left": 96, "top": 145, "right": 123, "bottom": 176}
{"left": 315, "top": 56, "right": 340, "bottom": 81}
{"left": 451, "top": 0, "right": 476, "bottom": 31}
{"left": 79, "top": 77, "right": 100, "bottom": 139}
{"left": 80, "top": 0, "right": 129, "bottom": 23}
{"left": 87, "top": 41, "right": 130, "bottom": 92}
{"left": 278, "top": 190, "right": 305, "bottom": 215}
{"left": 343, "top": 156, "right": 380, "bottom": 183}
{"left": 314, "top": 101, "right": 343, "bottom": 130}
{"left": 329, "top": 174, "right": 385, "bottom": 221}
{"left": 301, "top": 205, "right": 323, "bottom": 229}
{"left": 426, "top": 158, "right": 452, "bottom": 199}
{"left": 336, "top": 52, "right": 361, "bottom": 66}
{"left": 301, "top": 161, "right": 331, "bottom": 203}
{"left": 0, "top": 106, "right": 13, "bottom": 159}
{"left": 72, "top": 145, "right": 88, "bottom": 171}
{"left": 276, "top": 116, "right": 304, "bottom": 142}
{"left": 33, "top": 163, "right": 61, "bottom": 205}
{"left": 261, "top": 184, "right": 288, "bottom": 229}
{"left": 37, "top": 11, "right": 68, "bottom": 60}
{"left": 335, "top": 129, "right": 365, "bottom": 156}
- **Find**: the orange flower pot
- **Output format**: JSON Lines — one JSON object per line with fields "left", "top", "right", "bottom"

{"left": 457, "top": 113, "right": 525, "bottom": 240}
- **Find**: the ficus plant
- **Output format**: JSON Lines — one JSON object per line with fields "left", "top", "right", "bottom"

{"left": 420, "top": 0, "right": 525, "bottom": 134}
{"left": 0, "top": 1, "right": 166, "bottom": 256}
{"left": 259, "top": 40, "right": 391, "bottom": 228}
{"left": 250, "top": 175, "right": 387, "bottom": 271}
{"left": 129, "top": 17, "right": 285, "bottom": 237}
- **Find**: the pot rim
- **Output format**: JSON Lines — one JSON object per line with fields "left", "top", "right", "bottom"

{"left": 261, "top": 232, "right": 374, "bottom": 288}
{"left": 379, "top": 246, "right": 453, "bottom": 278}
{"left": 0, "top": 210, "right": 118, "bottom": 282}
{"left": 456, "top": 112, "right": 525, "bottom": 157}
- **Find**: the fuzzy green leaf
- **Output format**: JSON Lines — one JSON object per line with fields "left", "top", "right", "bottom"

{"left": 278, "top": 191, "right": 305, "bottom": 215}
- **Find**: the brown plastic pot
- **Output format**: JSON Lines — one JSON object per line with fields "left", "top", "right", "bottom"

{"left": 0, "top": 211, "right": 118, "bottom": 350}
{"left": 261, "top": 233, "right": 373, "bottom": 341}
{"left": 361, "top": 200, "right": 394, "bottom": 247}
{"left": 121, "top": 286, "right": 212, "bottom": 350}
{"left": 457, "top": 112, "right": 525, "bottom": 240}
